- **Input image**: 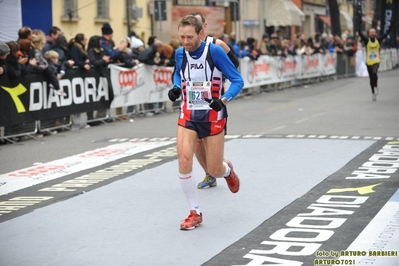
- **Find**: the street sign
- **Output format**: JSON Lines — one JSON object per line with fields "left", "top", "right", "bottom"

{"left": 154, "top": 0, "right": 166, "bottom": 21}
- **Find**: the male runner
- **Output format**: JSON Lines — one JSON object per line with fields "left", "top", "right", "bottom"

{"left": 189, "top": 11, "right": 240, "bottom": 189}
{"left": 168, "top": 15, "right": 243, "bottom": 230}
{"left": 358, "top": 26, "right": 391, "bottom": 101}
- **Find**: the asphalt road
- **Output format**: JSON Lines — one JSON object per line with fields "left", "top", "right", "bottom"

{"left": 0, "top": 69, "right": 399, "bottom": 266}
{"left": 1, "top": 70, "right": 398, "bottom": 174}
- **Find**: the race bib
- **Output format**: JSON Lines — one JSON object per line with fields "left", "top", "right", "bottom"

{"left": 369, "top": 51, "right": 377, "bottom": 60}
{"left": 186, "top": 81, "right": 211, "bottom": 110}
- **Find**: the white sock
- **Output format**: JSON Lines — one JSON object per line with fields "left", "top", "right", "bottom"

{"left": 223, "top": 162, "right": 231, "bottom": 178}
{"left": 179, "top": 172, "right": 200, "bottom": 214}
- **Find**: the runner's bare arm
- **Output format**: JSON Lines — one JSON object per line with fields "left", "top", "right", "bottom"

{"left": 215, "top": 39, "right": 239, "bottom": 68}
{"left": 215, "top": 39, "right": 230, "bottom": 53}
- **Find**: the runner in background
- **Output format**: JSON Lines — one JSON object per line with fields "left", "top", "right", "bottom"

{"left": 357, "top": 24, "right": 392, "bottom": 101}
{"left": 189, "top": 11, "right": 239, "bottom": 190}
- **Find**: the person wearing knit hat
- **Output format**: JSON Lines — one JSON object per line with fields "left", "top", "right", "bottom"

{"left": 100, "top": 22, "right": 128, "bottom": 61}
{"left": 0, "top": 41, "right": 10, "bottom": 59}
{"left": 101, "top": 23, "right": 113, "bottom": 35}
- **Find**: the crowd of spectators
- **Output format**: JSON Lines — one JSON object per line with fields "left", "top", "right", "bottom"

{"left": 228, "top": 27, "right": 397, "bottom": 61}
{"left": 226, "top": 29, "right": 364, "bottom": 61}
{"left": 0, "top": 23, "right": 179, "bottom": 97}
{"left": 0, "top": 23, "right": 180, "bottom": 142}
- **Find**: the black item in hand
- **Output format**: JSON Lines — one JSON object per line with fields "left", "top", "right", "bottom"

{"left": 168, "top": 86, "right": 181, "bottom": 101}
{"left": 204, "top": 98, "right": 225, "bottom": 111}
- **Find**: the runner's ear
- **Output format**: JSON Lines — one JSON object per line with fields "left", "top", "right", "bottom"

{"left": 199, "top": 30, "right": 205, "bottom": 41}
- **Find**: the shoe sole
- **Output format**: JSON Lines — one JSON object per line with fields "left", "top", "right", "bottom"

{"left": 197, "top": 183, "right": 217, "bottom": 189}
{"left": 180, "top": 223, "right": 202, "bottom": 230}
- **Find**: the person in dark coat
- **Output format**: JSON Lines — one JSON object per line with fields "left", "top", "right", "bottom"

{"left": 68, "top": 33, "right": 90, "bottom": 70}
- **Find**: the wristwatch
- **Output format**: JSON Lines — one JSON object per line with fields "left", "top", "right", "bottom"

{"left": 221, "top": 97, "right": 229, "bottom": 105}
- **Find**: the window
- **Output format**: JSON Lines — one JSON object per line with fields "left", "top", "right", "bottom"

{"left": 63, "top": 0, "right": 78, "bottom": 19}
{"left": 174, "top": 0, "right": 206, "bottom": 5}
{"left": 97, "top": 0, "right": 110, "bottom": 19}
{"left": 173, "top": 0, "right": 238, "bottom": 6}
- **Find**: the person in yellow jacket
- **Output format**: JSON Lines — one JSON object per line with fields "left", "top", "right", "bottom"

{"left": 358, "top": 27, "right": 391, "bottom": 101}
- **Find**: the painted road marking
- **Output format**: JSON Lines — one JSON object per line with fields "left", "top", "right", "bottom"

{"left": 0, "top": 145, "right": 178, "bottom": 221}
{"left": 0, "top": 141, "right": 174, "bottom": 196}
{"left": 340, "top": 189, "right": 399, "bottom": 265}
{"left": 97, "top": 135, "right": 399, "bottom": 143}
{"left": 204, "top": 140, "right": 399, "bottom": 265}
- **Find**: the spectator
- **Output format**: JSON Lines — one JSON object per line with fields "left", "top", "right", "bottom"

{"left": 42, "top": 26, "right": 62, "bottom": 55}
{"left": 276, "top": 29, "right": 284, "bottom": 40}
{"left": 258, "top": 33, "right": 271, "bottom": 55}
{"left": 147, "top": 35, "right": 158, "bottom": 46}
{"left": 4, "top": 41, "right": 31, "bottom": 79}
{"left": 0, "top": 41, "right": 13, "bottom": 140}
{"left": 17, "top": 26, "right": 32, "bottom": 41}
{"left": 334, "top": 35, "right": 344, "bottom": 54}
{"left": 168, "top": 39, "right": 181, "bottom": 70}
{"left": 116, "top": 36, "right": 139, "bottom": 68}
{"left": 100, "top": 23, "right": 128, "bottom": 62}
{"left": 233, "top": 40, "right": 248, "bottom": 58}
{"left": 52, "top": 35, "right": 74, "bottom": 72}
{"left": 14, "top": 38, "right": 38, "bottom": 75}
{"left": 87, "top": 35, "right": 110, "bottom": 73}
{"left": 18, "top": 38, "right": 33, "bottom": 58}
{"left": 281, "top": 38, "right": 296, "bottom": 57}
{"left": 100, "top": 23, "right": 128, "bottom": 120}
{"left": 169, "top": 38, "right": 181, "bottom": 51}
{"left": 161, "top": 43, "right": 175, "bottom": 67}
{"left": 44, "top": 50, "right": 67, "bottom": 96}
{"left": 344, "top": 35, "right": 357, "bottom": 57}
{"left": 219, "top": 33, "right": 232, "bottom": 50}
{"left": 117, "top": 36, "right": 140, "bottom": 119}
{"left": 293, "top": 38, "right": 306, "bottom": 55}
{"left": 130, "top": 31, "right": 144, "bottom": 49}
{"left": 305, "top": 37, "right": 315, "bottom": 55}
{"left": 131, "top": 43, "right": 144, "bottom": 60}
{"left": 313, "top": 33, "right": 325, "bottom": 54}
{"left": 269, "top": 33, "right": 281, "bottom": 56}
{"left": 228, "top": 31, "right": 236, "bottom": 48}
{"left": 324, "top": 34, "right": 335, "bottom": 53}
{"left": 31, "top": 29, "right": 48, "bottom": 73}
{"left": 137, "top": 40, "right": 164, "bottom": 65}
{"left": 68, "top": 33, "right": 90, "bottom": 70}
{"left": 246, "top": 37, "right": 260, "bottom": 60}
{"left": 137, "top": 40, "right": 165, "bottom": 115}
{"left": 0, "top": 41, "right": 10, "bottom": 76}
{"left": 130, "top": 31, "right": 145, "bottom": 59}
{"left": 86, "top": 35, "right": 111, "bottom": 124}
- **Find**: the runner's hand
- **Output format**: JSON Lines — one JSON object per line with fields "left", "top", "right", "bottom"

{"left": 205, "top": 98, "right": 225, "bottom": 111}
{"left": 168, "top": 86, "right": 181, "bottom": 101}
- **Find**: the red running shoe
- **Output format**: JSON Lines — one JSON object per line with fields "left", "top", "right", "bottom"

{"left": 180, "top": 210, "right": 203, "bottom": 230}
{"left": 224, "top": 160, "right": 240, "bottom": 193}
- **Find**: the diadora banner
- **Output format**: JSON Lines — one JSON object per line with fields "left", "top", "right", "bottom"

{"left": 0, "top": 68, "right": 112, "bottom": 127}
{"left": 380, "top": 0, "right": 398, "bottom": 47}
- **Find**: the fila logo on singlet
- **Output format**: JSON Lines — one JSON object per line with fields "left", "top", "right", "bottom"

{"left": 190, "top": 63, "right": 204, "bottom": 70}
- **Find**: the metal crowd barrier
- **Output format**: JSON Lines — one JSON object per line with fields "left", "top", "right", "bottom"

{"left": 1, "top": 50, "right": 397, "bottom": 144}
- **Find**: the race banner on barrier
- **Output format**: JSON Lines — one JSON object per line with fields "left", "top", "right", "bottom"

{"left": 109, "top": 64, "right": 173, "bottom": 108}
{"left": 2, "top": 50, "right": 397, "bottom": 128}
{"left": 0, "top": 68, "right": 112, "bottom": 127}
{"left": 239, "top": 53, "right": 337, "bottom": 88}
